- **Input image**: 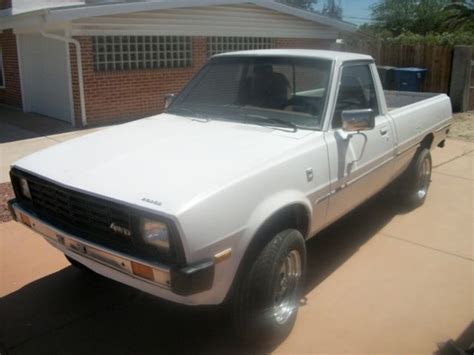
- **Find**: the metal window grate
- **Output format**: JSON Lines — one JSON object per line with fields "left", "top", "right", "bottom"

{"left": 208, "top": 37, "right": 275, "bottom": 56}
{"left": 93, "top": 36, "right": 192, "bottom": 71}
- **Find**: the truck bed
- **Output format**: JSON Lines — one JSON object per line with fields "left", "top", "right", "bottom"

{"left": 384, "top": 90, "right": 441, "bottom": 111}
{"left": 386, "top": 90, "right": 452, "bottom": 159}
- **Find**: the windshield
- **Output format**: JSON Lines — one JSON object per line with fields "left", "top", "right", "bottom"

{"left": 169, "top": 56, "right": 333, "bottom": 130}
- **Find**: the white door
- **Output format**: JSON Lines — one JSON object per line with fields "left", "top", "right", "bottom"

{"left": 18, "top": 34, "right": 73, "bottom": 123}
{"left": 325, "top": 62, "right": 396, "bottom": 223}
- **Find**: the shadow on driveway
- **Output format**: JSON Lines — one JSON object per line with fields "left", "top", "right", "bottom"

{"left": 0, "top": 195, "right": 456, "bottom": 354}
{"left": 0, "top": 107, "right": 76, "bottom": 144}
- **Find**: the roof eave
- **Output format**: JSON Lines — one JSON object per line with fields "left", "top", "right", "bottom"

{"left": 1, "top": 0, "right": 358, "bottom": 34}
{"left": 254, "top": 1, "right": 357, "bottom": 33}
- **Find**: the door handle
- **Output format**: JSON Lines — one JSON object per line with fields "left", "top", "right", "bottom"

{"left": 380, "top": 126, "right": 389, "bottom": 135}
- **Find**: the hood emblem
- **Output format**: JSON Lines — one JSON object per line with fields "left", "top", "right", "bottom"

{"left": 142, "top": 197, "right": 162, "bottom": 207}
{"left": 109, "top": 223, "right": 132, "bottom": 237}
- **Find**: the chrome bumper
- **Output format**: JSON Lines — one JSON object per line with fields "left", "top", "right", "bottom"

{"left": 9, "top": 200, "right": 215, "bottom": 296}
{"left": 9, "top": 200, "right": 172, "bottom": 288}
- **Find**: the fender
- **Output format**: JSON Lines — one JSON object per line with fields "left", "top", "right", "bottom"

{"left": 242, "top": 189, "right": 313, "bottom": 246}
{"left": 219, "top": 190, "right": 312, "bottom": 301}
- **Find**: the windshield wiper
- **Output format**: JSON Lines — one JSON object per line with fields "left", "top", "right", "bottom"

{"left": 241, "top": 113, "right": 298, "bottom": 132}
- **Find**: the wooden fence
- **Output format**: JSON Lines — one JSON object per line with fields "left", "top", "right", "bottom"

{"left": 470, "top": 58, "right": 474, "bottom": 110}
{"left": 334, "top": 42, "right": 454, "bottom": 94}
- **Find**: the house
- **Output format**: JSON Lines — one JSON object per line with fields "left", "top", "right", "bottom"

{"left": 0, "top": 0, "right": 357, "bottom": 127}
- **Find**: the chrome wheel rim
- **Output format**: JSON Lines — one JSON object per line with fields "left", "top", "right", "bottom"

{"left": 273, "top": 249, "right": 302, "bottom": 325}
{"left": 416, "top": 157, "right": 431, "bottom": 199}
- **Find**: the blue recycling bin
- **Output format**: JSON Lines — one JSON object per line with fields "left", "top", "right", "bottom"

{"left": 393, "top": 67, "right": 427, "bottom": 92}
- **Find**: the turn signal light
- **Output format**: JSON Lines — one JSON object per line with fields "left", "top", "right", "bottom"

{"left": 131, "top": 261, "right": 154, "bottom": 281}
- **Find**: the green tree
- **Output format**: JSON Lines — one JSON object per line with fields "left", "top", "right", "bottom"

{"left": 442, "top": 2, "right": 474, "bottom": 31}
{"left": 370, "top": 0, "right": 416, "bottom": 35}
{"left": 370, "top": 0, "right": 449, "bottom": 35}
{"left": 321, "top": 0, "right": 343, "bottom": 19}
{"left": 413, "top": 0, "right": 450, "bottom": 34}
{"left": 277, "top": 0, "right": 318, "bottom": 10}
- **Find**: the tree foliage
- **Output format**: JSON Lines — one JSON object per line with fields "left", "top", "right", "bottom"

{"left": 277, "top": 0, "right": 317, "bottom": 10}
{"left": 362, "top": 0, "right": 474, "bottom": 46}
{"left": 385, "top": 31, "right": 474, "bottom": 46}
{"left": 321, "top": 0, "right": 343, "bottom": 19}
{"left": 370, "top": 0, "right": 448, "bottom": 36}
{"left": 442, "top": 3, "right": 474, "bottom": 31}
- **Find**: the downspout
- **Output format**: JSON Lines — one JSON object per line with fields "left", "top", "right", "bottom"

{"left": 40, "top": 30, "right": 87, "bottom": 127}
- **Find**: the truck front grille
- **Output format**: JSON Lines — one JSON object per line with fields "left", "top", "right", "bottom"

{"left": 10, "top": 170, "right": 140, "bottom": 255}
{"left": 27, "top": 178, "right": 132, "bottom": 242}
{"left": 10, "top": 168, "right": 183, "bottom": 265}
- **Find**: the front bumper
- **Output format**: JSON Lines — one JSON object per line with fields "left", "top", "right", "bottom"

{"left": 8, "top": 200, "right": 215, "bottom": 299}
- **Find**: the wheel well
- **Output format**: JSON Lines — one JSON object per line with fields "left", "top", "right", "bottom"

{"left": 258, "top": 204, "right": 310, "bottom": 239}
{"left": 246, "top": 204, "right": 310, "bottom": 257}
{"left": 420, "top": 134, "right": 434, "bottom": 150}
{"left": 223, "top": 204, "right": 310, "bottom": 304}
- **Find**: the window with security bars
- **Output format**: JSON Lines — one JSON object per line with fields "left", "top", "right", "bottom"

{"left": 208, "top": 37, "right": 275, "bottom": 56}
{"left": 93, "top": 36, "right": 192, "bottom": 71}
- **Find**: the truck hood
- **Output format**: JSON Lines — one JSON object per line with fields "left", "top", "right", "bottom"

{"left": 13, "top": 114, "right": 315, "bottom": 215}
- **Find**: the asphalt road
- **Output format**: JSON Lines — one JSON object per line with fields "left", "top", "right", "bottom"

{"left": 0, "top": 139, "right": 472, "bottom": 354}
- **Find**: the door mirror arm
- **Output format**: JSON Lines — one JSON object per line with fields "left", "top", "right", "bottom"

{"left": 335, "top": 129, "right": 369, "bottom": 163}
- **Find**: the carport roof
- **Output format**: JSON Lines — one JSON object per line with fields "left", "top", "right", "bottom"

{"left": 0, "top": 0, "right": 357, "bottom": 33}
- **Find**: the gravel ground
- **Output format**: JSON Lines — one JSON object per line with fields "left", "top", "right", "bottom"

{"left": 0, "top": 182, "right": 14, "bottom": 223}
{"left": 449, "top": 111, "right": 474, "bottom": 142}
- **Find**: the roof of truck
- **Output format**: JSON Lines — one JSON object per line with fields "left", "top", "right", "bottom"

{"left": 215, "top": 49, "right": 374, "bottom": 62}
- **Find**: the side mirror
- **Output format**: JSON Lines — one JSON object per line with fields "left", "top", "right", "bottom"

{"left": 164, "top": 94, "right": 176, "bottom": 110}
{"left": 341, "top": 109, "right": 375, "bottom": 132}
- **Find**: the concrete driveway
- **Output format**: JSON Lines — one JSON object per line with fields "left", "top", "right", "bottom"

{"left": 0, "top": 106, "right": 106, "bottom": 183}
{"left": 0, "top": 138, "right": 472, "bottom": 354}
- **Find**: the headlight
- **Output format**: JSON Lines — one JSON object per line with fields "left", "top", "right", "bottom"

{"left": 19, "top": 178, "right": 32, "bottom": 199}
{"left": 139, "top": 218, "right": 170, "bottom": 253}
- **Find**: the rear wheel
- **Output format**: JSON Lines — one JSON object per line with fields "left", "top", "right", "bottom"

{"left": 398, "top": 148, "right": 432, "bottom": 209}
{"left": 232, "top": 229, "right": 306, "bottom": 344}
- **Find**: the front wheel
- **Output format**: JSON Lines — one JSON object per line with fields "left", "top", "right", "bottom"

{"left": 232, "top": 229, "right": 306, "bottom": 344}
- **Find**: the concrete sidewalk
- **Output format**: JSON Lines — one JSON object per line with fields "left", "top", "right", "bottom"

{"left": 0, "top": 140, "right": 472, "bottom": 354}
{"left": 0, "top": 106, "right": 108, "bottom": 183}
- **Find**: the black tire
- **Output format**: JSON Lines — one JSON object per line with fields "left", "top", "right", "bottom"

{"left": 65, "top": 255, "right": 94, "bottom": 273}
{"left": 232, "top": 229, "right": 306, "bottom": 345}
{"left": 398, "top": 148, "right": 432, "bottom": 209}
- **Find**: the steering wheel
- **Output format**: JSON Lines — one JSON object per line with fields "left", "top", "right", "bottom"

{"left": 284, "top": 97, "right": 322, "bottom": 116}
{"left": 335, "top": 98, "right": 364, "bottom": 111}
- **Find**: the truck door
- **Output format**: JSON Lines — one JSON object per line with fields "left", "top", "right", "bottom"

{"left": 324, "top": 62, "right": 396, "bottom": 223}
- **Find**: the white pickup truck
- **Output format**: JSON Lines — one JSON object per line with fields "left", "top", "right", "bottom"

{"left": 9, "top": 50, "right": 452, "bottom": 342}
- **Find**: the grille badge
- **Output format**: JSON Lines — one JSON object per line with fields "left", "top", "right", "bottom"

{"left": 109, "top": 223, "right": 132, "bottom": 237}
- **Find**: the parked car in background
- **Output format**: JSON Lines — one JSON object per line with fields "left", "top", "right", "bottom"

{"left": 8, "top": 50, "right": 452, "bottom": 342}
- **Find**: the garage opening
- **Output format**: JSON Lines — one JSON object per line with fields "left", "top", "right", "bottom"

{"left": 18, "top": 34, "right": 73, "bottom": 124}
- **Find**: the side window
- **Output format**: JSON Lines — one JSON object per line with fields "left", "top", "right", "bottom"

{"left": 332, "top": 64, "right": 379, "bottom": 128}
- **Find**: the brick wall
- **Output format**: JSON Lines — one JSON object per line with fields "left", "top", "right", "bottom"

{"left": 70, "top": 36, "right": 209, "bottom": 126}
{"left": 71, "top": 36, "right": 334, "bottom": 126}
{"left": 0, "top": 0, "right": 12, "bottom": 10}
{"left": 0, "top": 30, "right": 22, "bottom": 108}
